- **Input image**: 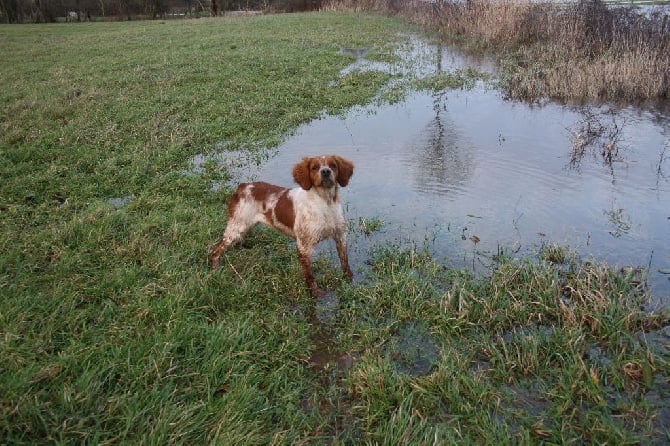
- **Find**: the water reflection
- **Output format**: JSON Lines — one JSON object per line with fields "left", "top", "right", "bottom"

{"left": 654, "top": 142, "right": 669, "bottom": 190}
{"left": 403, "top": 95, "right": 473, "bottom": 196}
{"left": 603, "top": 200, "right": 633, "bottom": 238}
{"left": 568, "top": 108, "right": 626, "bottom": 171}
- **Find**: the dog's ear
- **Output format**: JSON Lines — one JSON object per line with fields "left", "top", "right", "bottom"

{"left": 334, "top": 156, "right": 354, "bottom": 187}
{"left": 292, "top": 157, "right": 313, "bottom": 190}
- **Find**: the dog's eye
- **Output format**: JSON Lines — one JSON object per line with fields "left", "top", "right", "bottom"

{"left": 311, "top": 165, "right": 319, "bottom": 171}
{"left": 329, "top": 163, "right": 337, "bottom": 170}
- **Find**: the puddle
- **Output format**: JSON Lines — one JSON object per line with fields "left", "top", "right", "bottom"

{"left": 297, "top": 299, "right": 358, "bottom": 439}
{"left": 306, "top": 295, "right": 355, "bottom": 376}
{"left": 307, "top": 333, "right": 355, "bottom": 377}
{"left": 334, "top": 35, "right": 497, "bottom": 88}
{"left": 388, "top": 321, "right": 440, "bottom": 376}
{"left": 186, "top": 147, "right": 276, "bottom": 191}
{"left": 195, "top": 34, "right": 670, "bottom": 309}
{"left": 107, "top": 195, "right": 134, "bottom": 208}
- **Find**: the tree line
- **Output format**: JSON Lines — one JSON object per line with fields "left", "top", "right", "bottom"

{"left": 0, "top": 0, "right": 320, "bottom": 23}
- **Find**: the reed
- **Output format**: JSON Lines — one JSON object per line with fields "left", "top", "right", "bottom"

{"left": 328, "top": 0, "right": 670, "bottom": 102}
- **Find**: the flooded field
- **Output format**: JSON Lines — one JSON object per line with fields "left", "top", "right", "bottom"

{"left": 196, "top": 36, "right": 670, "bottom": 309}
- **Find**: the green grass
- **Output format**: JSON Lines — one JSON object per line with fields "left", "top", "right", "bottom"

{"left": 1, "top": 12, "right": 668, "bottom": 444}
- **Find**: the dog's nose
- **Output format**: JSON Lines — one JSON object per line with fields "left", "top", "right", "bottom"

{"left": 321, "top": 168, "right": 331, "bottom": 178}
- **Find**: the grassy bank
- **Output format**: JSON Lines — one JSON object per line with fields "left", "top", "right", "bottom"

{"left": 1, "top": 13, "right": 668, "bottom": 444}
{"left": 329, "top": 0, "right": 670, "bottom": 103}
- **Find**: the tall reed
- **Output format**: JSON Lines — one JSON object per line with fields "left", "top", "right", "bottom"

{"left": 327, "top": 0, "right": 670, "bottom": 103}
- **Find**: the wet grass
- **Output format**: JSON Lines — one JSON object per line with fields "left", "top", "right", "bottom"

{"left": 337, "top": 245, "right": 669, "bottom": 443}
{"left": 1, "top": 11, "right": 669, "bottom": 444}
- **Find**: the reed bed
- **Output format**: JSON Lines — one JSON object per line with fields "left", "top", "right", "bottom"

{"left": 326, "top": 0, "right": 670, "bottom": 103}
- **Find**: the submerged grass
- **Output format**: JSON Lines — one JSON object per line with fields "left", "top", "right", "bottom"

{"left": 1, "top": 12, "right": 669, "bottom": 444}
{"left": 338, "top": 246, "right": 669, "bottom": 443}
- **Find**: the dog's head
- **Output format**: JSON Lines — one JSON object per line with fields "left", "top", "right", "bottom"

{"left": 292, "top": 155, "right": 354, "bottom": 190}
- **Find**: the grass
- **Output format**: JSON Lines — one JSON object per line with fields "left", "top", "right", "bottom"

{"left": 337, "top": 246, "right": 668, "bottom": 443}
{"left": 1, "top": 11, "right": 669, "bottom": 444}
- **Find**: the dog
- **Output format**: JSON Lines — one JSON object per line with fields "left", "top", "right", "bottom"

{"left": 210, "top": 155, "right": 354, "bottom": 297}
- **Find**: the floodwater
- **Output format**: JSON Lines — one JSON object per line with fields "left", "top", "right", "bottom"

{"left": 197, "top": 35, "right": 670, "bottom": 309}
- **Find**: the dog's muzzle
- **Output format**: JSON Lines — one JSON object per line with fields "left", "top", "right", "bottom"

{"left": 320, "top": 168, "right": 334, "bottom": 185}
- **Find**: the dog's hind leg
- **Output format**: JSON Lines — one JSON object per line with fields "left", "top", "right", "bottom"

{"left": 210, "top": 213, "right": 254, "bottom": 270}
{"left": 210, "top": 231, "right": 240, "bottom": 270}
{"left": 210, "top": 185, "right": 256, "bottom": 270}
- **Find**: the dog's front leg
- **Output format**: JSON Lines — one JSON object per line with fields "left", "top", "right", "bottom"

{"left": 335, "top": 234, "right": 353, "bottom": 280}
{"left": 296, "top": 243, "right": 325, "bottom": 298}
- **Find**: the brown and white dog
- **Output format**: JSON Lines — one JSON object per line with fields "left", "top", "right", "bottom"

{"left": 210, "top": 155, "right": 354, "bottom": 297}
